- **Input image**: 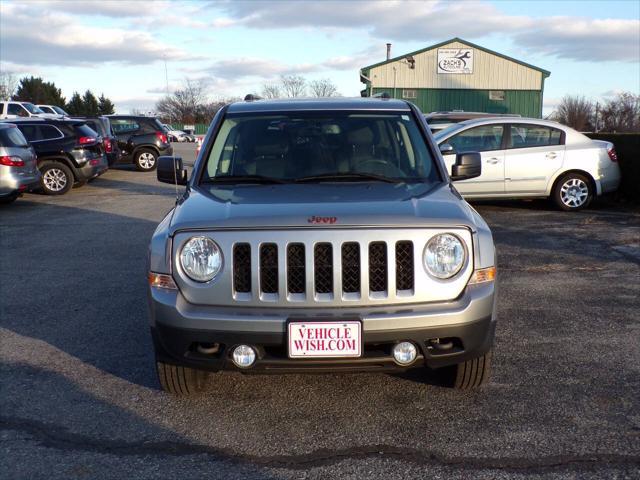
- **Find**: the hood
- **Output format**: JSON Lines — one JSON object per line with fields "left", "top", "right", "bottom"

{"left": 168, "top": 182, "right": 479, "bottom": 234}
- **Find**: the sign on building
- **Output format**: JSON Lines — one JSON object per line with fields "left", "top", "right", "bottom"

{"left": 437, "top": 49, "right": 474, "bottom": 74}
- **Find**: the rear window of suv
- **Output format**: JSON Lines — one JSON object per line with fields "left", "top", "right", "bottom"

{"left": 203, "top": 111, "right": 439, "bottom": 183}
{"left": 0, "top": 127, "right": 29, "bottom": 147}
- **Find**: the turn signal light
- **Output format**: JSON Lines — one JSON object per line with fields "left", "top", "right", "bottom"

{"left": 148, "top": 272, "right": 178, "bottom": 290}
{"left": 468, "top": 266, "right": 496, "bottom": 284}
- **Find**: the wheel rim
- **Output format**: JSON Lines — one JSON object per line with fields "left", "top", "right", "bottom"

{"left": 43, "top": 168, "right": 68, "bottom": 192}
{"left": 560, "top": 178, "right": 589, "bottom": 208}
{"left": 138, "top": 152, "right": 155, "bottom": 169}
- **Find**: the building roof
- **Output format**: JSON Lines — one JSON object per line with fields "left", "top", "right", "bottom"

{"left": 360, "top": 37, "right": 551, "bottom": 78}
{"left": 227, "top": 97, "right": 412, "bottom": 113}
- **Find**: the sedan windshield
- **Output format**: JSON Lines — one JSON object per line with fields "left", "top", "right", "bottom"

{"left": 202, "top": 112, "right": 439, "bottom": 184}
{"left": 22, "top": 103, "right": 44, "bottom": 114}
{"left": 52, "top": 106, "right": 69, "bottom": 115}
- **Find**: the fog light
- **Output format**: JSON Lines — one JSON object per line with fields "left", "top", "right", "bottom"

{"left": 392, "top": 342, "right": 417, "bottom": 365}
{"left": 232, "top": 345, "right": 256, "bottom": 368}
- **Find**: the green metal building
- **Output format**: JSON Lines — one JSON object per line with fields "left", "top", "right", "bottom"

{"left": 360, "top": 38, "right": 550, "bottom": 118}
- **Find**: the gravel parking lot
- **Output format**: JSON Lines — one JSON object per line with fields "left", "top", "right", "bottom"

{"left": 1, "top": 145, "right": 639, "bottom": 479}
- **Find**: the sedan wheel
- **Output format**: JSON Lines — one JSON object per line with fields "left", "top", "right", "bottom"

{"left": 553, "top": 173, "right": 592, "bottom": 211}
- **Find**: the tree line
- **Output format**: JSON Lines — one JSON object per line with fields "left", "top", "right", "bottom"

{"left": 0, "top": 74, "right": 115, "bottom": 116}
{"left": 552, "top": 92, "right": 639, "bottom": 133}
{"left": 155, "top": 75, "right": 340, "bottom": 124}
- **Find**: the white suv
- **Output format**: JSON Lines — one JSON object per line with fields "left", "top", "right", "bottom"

{"left": 0, "top": 101, "right": 57, "bottom": 119}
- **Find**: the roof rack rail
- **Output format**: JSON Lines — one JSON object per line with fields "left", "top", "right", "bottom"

{"left": 372, "top": 92, "right": 391, "bottom": 99}
{"left": 244, "top": 94, "right": 262, "bottom": 102}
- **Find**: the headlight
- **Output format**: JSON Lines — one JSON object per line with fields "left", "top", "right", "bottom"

{"left": 424, "top": 233, "right": 466, "bottom": 279}
{"left": 180, "top": 236, "right": 223, "bottom": 282}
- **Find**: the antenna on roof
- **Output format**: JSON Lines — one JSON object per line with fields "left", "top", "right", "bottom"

{"left": 244, "top": 94, "right": 262, "bottom": 102}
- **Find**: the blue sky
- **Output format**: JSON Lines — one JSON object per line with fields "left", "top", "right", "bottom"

{"left": 1, "top": 0, "right": 638, "bottom": 115}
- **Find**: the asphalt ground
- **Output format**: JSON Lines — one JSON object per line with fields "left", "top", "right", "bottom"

{"left": 1, "top": 142, "right": 639, "bottom": 479}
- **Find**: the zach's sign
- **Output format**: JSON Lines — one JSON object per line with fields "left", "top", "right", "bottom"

{"left": 437, "top": 48, "right": 474, "bottom": 74}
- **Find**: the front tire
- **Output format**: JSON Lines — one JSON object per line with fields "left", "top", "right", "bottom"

{"left": 40, "top": 161, "right": 73, "bottom": 195}
{"left": 553, "top": 173, "right": 593, "bottom": 211}
{"left": 442, "top": 350, "right": 492, "bottom": 390}
{"left": 134, "top": 149, "right": 158, "bottom": 172}
{"left": 156, "top": 360, "right": 208, "bottom": 395}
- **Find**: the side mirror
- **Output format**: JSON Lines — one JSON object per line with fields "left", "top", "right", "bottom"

{"left": 439, "top": 143, "right": 455, "bottom": 154}
{"left": 157, "top": 156, "right": 188, "bottom": 185}
{"left": 451, "top": 152, "right": 481, "bottom": 181}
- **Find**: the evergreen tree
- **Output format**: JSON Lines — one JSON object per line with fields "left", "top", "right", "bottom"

{"left": 82, "top": 90, "right": 99, "bottom": 116}
{"left": 66, "top": 92, "right": 84, "bottom": 116}
{"left": 97, "top": 94, "right": 115, "bottom": 115}
{"left": 14, "top": 76, "right": 66, "bottom": 106}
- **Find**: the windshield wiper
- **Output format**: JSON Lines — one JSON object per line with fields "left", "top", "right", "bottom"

{"left": 294, "top": 172, "right": 399, "bottom": 183}
{"left": 202, "top": 175, "right": 286, "bottom": 184}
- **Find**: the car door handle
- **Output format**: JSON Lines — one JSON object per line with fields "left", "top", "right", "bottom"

{"left": 546, "top": 152, "right": 557, "bottom": 159}
{"left": 486, "top": 157, "right": 501, "bottom": 164}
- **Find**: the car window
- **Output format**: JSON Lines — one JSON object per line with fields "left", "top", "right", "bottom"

{"left": 0, "top": 127, "right": 29, "bottom": 147}
{"left": 38, "top": 106, "right": 54, "bottom": 114}
{"left": 111, "top": 119, "right": 140, "bottom": 134}
{"left": 52, "top": 106, "right": 69, "bottom": 115}
{"left": 17, "top": 125, "right": 42, "bottom": 141}
{"left": 447, "top": 125, "right": 504, "bottom": 153}
{"left": 509, "top": 124, "right": 563, "bottom": 149}
{"left": 39, "top": 125, "right": 64, "bottom": 140}
{"left": 204, "top": 112, "right": 439, "bottom": 183}
{"left": 8, "top": 103, "right": 29, "bottom": 117}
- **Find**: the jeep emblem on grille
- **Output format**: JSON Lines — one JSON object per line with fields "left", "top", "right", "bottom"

{"left": 308, "top": 216, "right": 337, "bottom": 224}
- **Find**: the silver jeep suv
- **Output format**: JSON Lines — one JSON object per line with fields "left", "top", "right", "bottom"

{"left": 149, "top": 98, "right": 496, "bottom": 395}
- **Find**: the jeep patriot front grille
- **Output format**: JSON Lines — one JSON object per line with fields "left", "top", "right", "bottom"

{"left": 232, "top": 238, "right": 414, "bottom": 301}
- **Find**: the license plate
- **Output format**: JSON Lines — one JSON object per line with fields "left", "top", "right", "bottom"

{"left": 288, "top": 321, "right": 362, "bottom": 358}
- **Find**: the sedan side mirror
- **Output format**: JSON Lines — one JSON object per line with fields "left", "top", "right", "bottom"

{"left": 451, "top": 152, "right": 481, "bottom": 181}
{"left": 157, "top": 156, "right": 188, "bottom": 185}
{"left": 439, "top": 143, "right": 455, "bottom": 154}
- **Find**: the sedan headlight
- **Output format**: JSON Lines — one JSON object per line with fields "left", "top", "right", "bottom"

{"left": 424, "top": 233, "right": 466, "bottom": 279}
{"left": 180, "top": 236, "right": 223, "bottom": 282}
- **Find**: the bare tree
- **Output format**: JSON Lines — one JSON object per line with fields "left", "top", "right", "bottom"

{"left": 553, "top": 95, "right": 594, "bottom": 131}
{"left": 309, "top": 78, "right": 338, "bottom": 98}
{"left": 280, "top": 74, "right": 306, "bottom": 98}
{"left": 0, "top": 72, "right": 19, "bottom": 101}
{"left": 261, "top": 83, "right": 282, "bottom": 99}
{"left": 600, "top": 92, "right": 640, "bottom": 132}
{"left": 155, "top": 79, "right": 207, "bottom": 123}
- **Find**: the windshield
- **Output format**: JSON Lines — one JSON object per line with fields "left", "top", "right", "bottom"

{"left": 23, "top": 103, "right": 44, "bottom": 114}
{"left": 52, "top": 106, "right": 68, "bottom": 115}
{"left": 202, "top": 112, "right": 439, "bottom": 184}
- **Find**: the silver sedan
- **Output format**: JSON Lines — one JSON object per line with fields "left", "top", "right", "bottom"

{"left": 434, "top": 118, "right": 621, "bottom": 210}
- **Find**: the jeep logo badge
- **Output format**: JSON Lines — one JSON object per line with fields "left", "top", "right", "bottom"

{"left": 308, "top": 216, "right": 337, "bottom": 224}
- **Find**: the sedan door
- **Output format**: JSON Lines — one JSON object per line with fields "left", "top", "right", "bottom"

{"left": 503, "top": 124, "right": 565, "bottom": 194}
{"left": 440, "top": 124, "right": 506, "bottom": 195}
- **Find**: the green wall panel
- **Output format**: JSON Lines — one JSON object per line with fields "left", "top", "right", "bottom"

{"left": 373, "top": 88, "right": 542, "bottom": 118}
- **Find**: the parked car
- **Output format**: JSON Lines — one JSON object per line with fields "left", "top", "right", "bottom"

{"left": 149, "top": 97, "right": 497, "bottom": 395}
{"left": 434, "top": 117, "right": 621, "bottom": 210}
{"left": 182, "top": 132, "right": 197, "bottom": 143}
{"left": 6, "top": 118, "right": 108, "bottom": 195}
{"left": 0, "top": 101, "right": 57, "bottom": 119}
{"left": 162, "top": 124, "right": 188, "bottom": 142}
{"left": 81, "top": 116, "right": 121, "bottom": 166}
{"left": 108, "top": 115, "right": 172, "bottom": 171}
{"left": 425, "top": 111, "right": 521, "bottom": 133}
{"left": 0, "top": 123, "right": 41, "bottom": 204}
{"left": 36, "top": 104, "right": 69, "bottom": 116}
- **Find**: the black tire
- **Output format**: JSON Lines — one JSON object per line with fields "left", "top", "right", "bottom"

{"left": 442, "top": 350, "right": 492, "bottom": 390}
{"left": 0, "top": 193, "right": 18, "bottom": 204}
{"left": 156, "top": 360, "right": 208, "bottom": 395}
{"left": 40, "top": 161, "right": 74, "bottom": 195}
{"left": 134, "top": 148, "right": 158, "bottom": 172}
{"left": 552, "top": 172, "right": 593, "bottom": 211}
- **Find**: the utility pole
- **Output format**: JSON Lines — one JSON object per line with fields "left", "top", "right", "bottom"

{"left": 163, "top": 54, "right": 169, "bottom": 95}
{"left": 594, "top": 101, "right": 600, "bottom": 133}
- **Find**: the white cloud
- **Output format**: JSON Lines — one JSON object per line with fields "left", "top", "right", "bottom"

{"left": 202, "top": 58, "right": 320, "bottom": 80}
{"left": 0, "top": 3, "right": 196, "bottom": 66}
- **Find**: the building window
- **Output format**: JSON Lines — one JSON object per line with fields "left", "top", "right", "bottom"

{"left": 402, "top": 89, "right": 417, "bottom": 99}
{"left": 489, "top": 90, "right": 505, "bottom": 101}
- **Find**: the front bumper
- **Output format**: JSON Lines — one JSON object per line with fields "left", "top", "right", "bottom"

{"left": 149, "top": 281, "right": 496, "bottom": 373}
